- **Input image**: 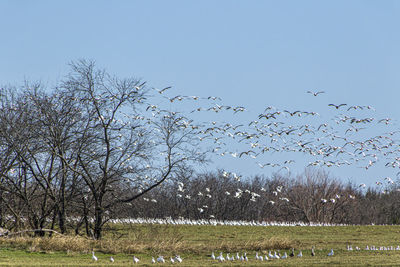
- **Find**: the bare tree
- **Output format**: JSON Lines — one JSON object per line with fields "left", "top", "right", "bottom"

{"left": 58, "top": 60, "right": 207, "bottom": 239}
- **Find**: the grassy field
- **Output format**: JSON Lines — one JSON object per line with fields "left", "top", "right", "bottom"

{"left": 0, "top": 224, "right": 400, "bottom": 265}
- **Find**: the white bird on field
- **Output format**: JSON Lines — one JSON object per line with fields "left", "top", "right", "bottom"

{"left": 217, "top": 252, "right": 225, "bottom": 262}
{"left": 268, "top": 251, "right": 273, "bottom": 258}
{"left": 281, "top": 252, "right": 288, "bottom": 259}
{"left": 92, "top": 251, "right": 98, "bottom": 261}
{"left": 328, "top": 249, "right": 334, "bottom": 256}
{"left": 211, "top": 252, "right": 215, "bottom": 260}
{"left": 133, "top": 255, "right": 140, "bottom": 264}
{"left": 227, "top": 253, "right": 234, "bottom": 261}
{"left": 175, "top": 255, "right": 183, "bottom": 263}
{"left": 110, "top": 256, "right": 114, "bottom": 262}
{"left": 297, "top": 250, "right": 303, "bottom": 257}
{"left": 151, "top": 257, "right": 156, "bottom": 264}
{"left": 170, "top": 257, "right": 175, "bottom": 264}
{"left": 157, "top": 255, "right": 165, "bottom": 263}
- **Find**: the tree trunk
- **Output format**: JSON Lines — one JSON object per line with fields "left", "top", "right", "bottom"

{"left": 94, "top": 205, "right": 103, "bottom": 239}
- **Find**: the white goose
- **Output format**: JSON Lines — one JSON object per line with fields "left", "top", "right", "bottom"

{"left": 175, "top": 255, "right": 183, "bottom": 263}
{"left": 92, "top": 251, "right": 98, "bottom": 261}
{"left": 226, "top": 253, "right": 232, "bottom": 261}
{"left": 328, "top": 249, "right": 334, "bottom": 256}
{"left": 217, "top": 252, "right": 225, "bottom": 262}
{"left": 297, "top": 250, "right": 303, "bottom": 257}
{"left": 157, "top": 255, "right": 165, "bottom": 263}
{"left": 268, "top": 251, "right": 274, "bottom": 259}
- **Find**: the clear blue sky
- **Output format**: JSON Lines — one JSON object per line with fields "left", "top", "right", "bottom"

{"left": 1, "top": 0, "right": 400, "bottom": 187}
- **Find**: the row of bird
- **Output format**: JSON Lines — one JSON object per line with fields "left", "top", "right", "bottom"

{"left": 90, "top": 244, "right": 400, "bottom": 264}
{"left": 106, "top": 217, "right": 349, "bottom": 227}
{"left": 347, "top": 245, "right": 400, "bottom": 251}
{"left": 92, "top": 251, "right": 183, "bottom": 264}
{"left": 210, "top": 248, "right": 334, "bottom": 262}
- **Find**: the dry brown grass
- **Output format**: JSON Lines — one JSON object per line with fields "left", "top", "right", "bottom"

{"left": 0, "top": 235, "right": 295, "bottom": 255}
{"left": 0, "top": 224, "right": 298, "bottom": 255}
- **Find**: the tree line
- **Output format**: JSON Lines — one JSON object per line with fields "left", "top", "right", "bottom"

{"left": 126, "top": 169, "right": 400, "bottom": 226}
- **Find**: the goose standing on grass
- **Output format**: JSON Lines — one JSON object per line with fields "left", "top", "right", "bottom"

{"left": 274, "top": 251, "right": 280, "bottom": 259}
{"left": 264, "top": 255, "right": 269, "bottom": 261}
{"left": 92, "top": 251, "right": 98, "bottom": 261}
{"left": 217, "top": 252, "right": 225, "bottom": 262}
{"left": 110, "top": 256, "right": 114, "bottom": 263}
{"left": 268, "top": 251, "right": 274, "bottom": 259}
{"left": 281, "top": 252, "right": 288, "bottom": 259}
{"left": 328, "top": 249, "right": 334, "bottom": 256}
{"left": 236, "top": 252, "right": 240, "bottom": 260}
{"left": 133, "top": 255, "right": 140, "bottom": 264}
{"left": 226, "top": 253, "right": 232, "bottom": 261}
{"left": 151, "top": 257, "right": 156, "bottom": 264}
{"left": 175, "top": 255, "right": 183, "bottom": 263}
{"left": 311, "top": 246, "right": 315, "bottom": 256}
{"left": 211, "top": 252, "right": 215, "bottom": 260}
{"left": 297, "top": 250, "right": 303, "bottom": 257}
{"left": 157, "top": 256, "right": 165, "bottom": 263}
{"left": 170, "top": 257, "right": 175, "bottom": 264}
{"left": 289, "top": 248, "right": 294, "bottom": 257}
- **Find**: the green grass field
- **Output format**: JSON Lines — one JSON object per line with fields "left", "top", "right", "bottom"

{"left": 0, "top": 224, "right": 400, "bottom": 266}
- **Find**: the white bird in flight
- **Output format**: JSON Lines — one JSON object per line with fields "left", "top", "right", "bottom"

{"left": 307, "top": 90, "right": 325, "bottom": 96}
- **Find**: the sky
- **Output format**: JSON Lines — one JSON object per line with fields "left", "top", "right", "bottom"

{"left": 1, "top": 0, "right": 400, "bottom": 187}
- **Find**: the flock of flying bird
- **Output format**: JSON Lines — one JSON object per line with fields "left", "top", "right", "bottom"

{"left": 145, "top": 87, "right": 400, "bottom": 213}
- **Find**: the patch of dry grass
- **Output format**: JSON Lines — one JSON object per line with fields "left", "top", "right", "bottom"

{"left": 0, "top": 224, "right": 296, "bottom": 255}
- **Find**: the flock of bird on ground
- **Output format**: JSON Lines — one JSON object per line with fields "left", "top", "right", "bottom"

{"left": 89, "top": 247, "right": 328, "bottom": 264}
{"left": 210, "top": 247, "right": 324, "bottom": 262}
{"left": 90, "top": 244, "right": 400, "bottom": 264}
{"left": 91, "top": 251, "right": 183, "bottom": 264}
{"left": 89, "top": 243, "right": 400, "bottom": 264}
{"left": 137, "top": 88, "right": 400, "bottom": 215}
